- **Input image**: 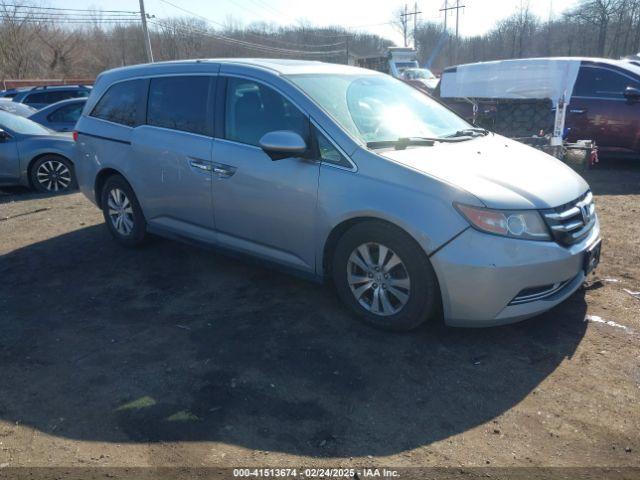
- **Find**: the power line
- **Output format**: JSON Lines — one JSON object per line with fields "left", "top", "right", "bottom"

{"left": 0, "top": 3, "right": 138, "bottom": 14}
{"left": 156, "top": 0, "right": 346, "bottom": 49}
{"left": 1, "top": 13, "right": 141, "bottom": 19}
{"left": 150, "top": 18, "right": 346, "bottom": 56}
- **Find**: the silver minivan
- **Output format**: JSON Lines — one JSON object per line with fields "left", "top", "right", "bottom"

{"left": 74, "top": 59, "right": 601, "bottom": 331}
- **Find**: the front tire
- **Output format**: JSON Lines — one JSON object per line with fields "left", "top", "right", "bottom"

{"left": 30, "top": 155, "right": 76, "bottom": 193}
{"left": 101, "top": 175, "right": 148, "bottom": 247}
{"left": 332, "top": 221, "right": 439, "bottom": 331}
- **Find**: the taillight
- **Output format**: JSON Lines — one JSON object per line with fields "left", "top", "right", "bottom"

{"left": 72, "top": 131, "right": 78, "bottom": 142}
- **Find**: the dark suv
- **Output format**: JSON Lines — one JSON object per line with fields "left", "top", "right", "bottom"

{"left": 437, "top": 58, "right": 640, "bottom": 159}
{"left": 566, "top": 59, "right": 640, "bottom": 158}
{"left": 11, "top": 85, "right": 91, "bottom": 110}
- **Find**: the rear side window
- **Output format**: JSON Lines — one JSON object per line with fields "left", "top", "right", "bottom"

{"left": 48, "top": 103, "right": 83, "bottom": 123}
{"left": 147, "top": 76, "right": 210, "bottom": 135}
{"left": 224, "top": 78, "right": 308, "bottom": 147}
{"left": 91, "top": 79, "right": 146, "bottom": 127}
{"left": 23, "top": 92, "right": 50, "bottom": 104}
{"left": 573, "top": 67, "right": 640, "bottom": 98}
{"left": 25, "top": 90, "right": 78, "bottom": 104}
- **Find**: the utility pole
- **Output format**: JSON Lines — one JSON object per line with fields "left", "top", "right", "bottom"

{"left": 402, "top": 4, "right": 408, "bottom": 47}
{"left": 400, "top": 3, "right": 421, "bottom": 49}
{"left": 443, "top": 0, "right": 447, "bottom": 32}
{"left": 139, "top": 0, "right": 154, "bottom": 63}
{"left": 440, "top": 0, "right": 464, "bottom": 62}
{"left": 455, "top": 0, "right": 460, "bottom": 39}
{"left": 440, "top": 0, "right": 464, "bottom": 38}
{"left": 413, "top": 1, "right": 419, "bottom": 50}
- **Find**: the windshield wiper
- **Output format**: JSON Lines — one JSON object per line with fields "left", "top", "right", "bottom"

{"left": 447, "top": 127, "right": 490, "bottom": 138}
{"left": 367, "top": 135, "right": 477, "bottom": 150}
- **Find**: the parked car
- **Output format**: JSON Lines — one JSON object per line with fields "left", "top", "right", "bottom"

{"left": 28, "top": 98, "right": 86, "bottom": 132}
{"left": 0, "top": 87, "right": 31, "bottom": 99}
{"left": 401, "top": 67, "right": 440, "bottom": 93}
{"left": 0, "top": 99, "right": 37, "bottom": 117}
{"left": 0, "top": 110, "right": 76, "bottom": 192}
{"left": 438, "top": 57, "right": 640, "bottom": 159}
{"left": 75, "top": 59, "right": 600, "bottom": 331}
{"left": 10, "top": 85, "right": 91, "bottom": 110}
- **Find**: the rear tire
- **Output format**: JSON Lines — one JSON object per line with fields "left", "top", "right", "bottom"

{"left": 30, "top": 155, "right": 76, "bottom": 193}
{"left": 332, "top": 221, "right": 439, "bottom": 331}
{"left": 101, "top": 175, "right": 148, "bottom": 247}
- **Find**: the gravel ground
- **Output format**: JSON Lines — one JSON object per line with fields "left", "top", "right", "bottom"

{"left": 0, "top": 162, "right": 638, "bottom": 479}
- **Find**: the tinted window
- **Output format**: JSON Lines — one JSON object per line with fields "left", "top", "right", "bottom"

{"left": 23, "top": 92, "right": 49, "bottom": 104}
{"left": 147, "top": 76, "right": 210, "bottom": 135}
{"left": 225, "top": 78, "right": 308, "bottom": 147}
{"left": 573, "top": 67, "right": 640, "bottom": 98}
{"left": 48, "top": 103, "right": 83, "bottom": 123}
{"left": 25, "top": 90, "right": 78, "bottom": 105}
{"left": 91, "top": 79, "right": 146, "bottom": 127}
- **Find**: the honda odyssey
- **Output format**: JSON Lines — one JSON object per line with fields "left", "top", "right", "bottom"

{"left": 74, "top": 59, "right": 601, "bottom": 330}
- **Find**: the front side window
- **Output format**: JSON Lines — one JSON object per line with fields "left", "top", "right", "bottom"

{"left": 287, "top": 73, "right": 470, "bottom": 144}
{"left": 147, "top": 76, "right": 210, "bottom": 135}
{"left": 48, "top": 103, "right": 83, "bottom": 123}
{"left": 224, "top": 78, "right": 308, "bottom": 147}
{"left": 573, "top": 67, "right": 640, "bottom": 98}
{"left": 91, "top": 79, "right": 146, "bottom": 127}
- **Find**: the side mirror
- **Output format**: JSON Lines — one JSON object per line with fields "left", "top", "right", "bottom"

{"left": 624, "top": 86, "right": 640, "bottom": 102}
{"left": 259, "top": 130, "right": 307, "bottom": 161}
{"left": 0, "top": 128, "right": 11, "bottom": 142}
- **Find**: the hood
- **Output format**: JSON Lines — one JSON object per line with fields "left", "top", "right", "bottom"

{"left": 418, "top": 78, "right": 440, "bottom": 90}
{"left": 379, "top": 134, "right": 589, "bottom": 209}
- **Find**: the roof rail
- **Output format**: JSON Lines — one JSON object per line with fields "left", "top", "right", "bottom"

{"left": 29, "top": 84, "right": 90, "bottom": 91}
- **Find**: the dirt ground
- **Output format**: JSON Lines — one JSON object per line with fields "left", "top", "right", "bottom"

{"left": 0, "top": 161, "right": 639, "bottom": 479}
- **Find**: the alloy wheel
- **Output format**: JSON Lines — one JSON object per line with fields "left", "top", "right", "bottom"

{"left": 36, "top": 159, "right": 72, "bottom": 192}
{"left": 347, "top": 242, "right": 411, "bottom": 316}
{"left": 107, "top": 188, "right": 135, "bottom": 236}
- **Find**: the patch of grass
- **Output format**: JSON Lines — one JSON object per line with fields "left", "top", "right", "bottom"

{"left": 116, "top": 396, "right": 156, "bottom": 411}
{"left": 166, "top": 410, "right": 200, "bottom": 422}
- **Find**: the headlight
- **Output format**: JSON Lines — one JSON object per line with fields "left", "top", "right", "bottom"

{"left": 455, "top": 203, "right": 551, "bottom": 241}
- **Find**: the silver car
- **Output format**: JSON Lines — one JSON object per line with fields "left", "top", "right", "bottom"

{"left": 0, "top": 110, "right": 76, "bottom": 192}
{"left": 74, "top": 59, "right": 601, "bottom": 330}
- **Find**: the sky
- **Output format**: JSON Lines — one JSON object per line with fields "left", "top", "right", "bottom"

{"left": 54, "top": 0, "right": 579, "bottom": 46}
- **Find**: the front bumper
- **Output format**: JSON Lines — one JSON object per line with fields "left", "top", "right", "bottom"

{"left": 430, "top": 218, "right": 600, "bottom": 327}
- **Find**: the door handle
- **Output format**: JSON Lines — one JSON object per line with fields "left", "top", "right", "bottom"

{"left": 569, "top": 108, "right": 587, "bottom": 114}
{"left": 212, "top": 163, "right": 237, "bottom": 178}
{"left": 189, "top": 159, "right": 212, "bottom": 172}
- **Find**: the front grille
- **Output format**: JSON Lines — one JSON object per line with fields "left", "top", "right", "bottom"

{"left": 541, "top": 191, "right": 596, "bottom": 246}
{"left": 509, "top": 277, "right": 574, "bottom": 305}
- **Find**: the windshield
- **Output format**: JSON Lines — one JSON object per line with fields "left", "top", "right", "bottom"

{"left": 287, "top": 73, "right": 470, "bottom": 144}
{"left": 404, "top": 68, "right": 436, "bottom": 80}
{"left": 0, "top": 110, "right": 50, "bottom": 135}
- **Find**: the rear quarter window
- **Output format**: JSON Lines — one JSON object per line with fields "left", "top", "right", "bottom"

{"left": 91, "top": 79, "right": 147, "bottom": 127}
